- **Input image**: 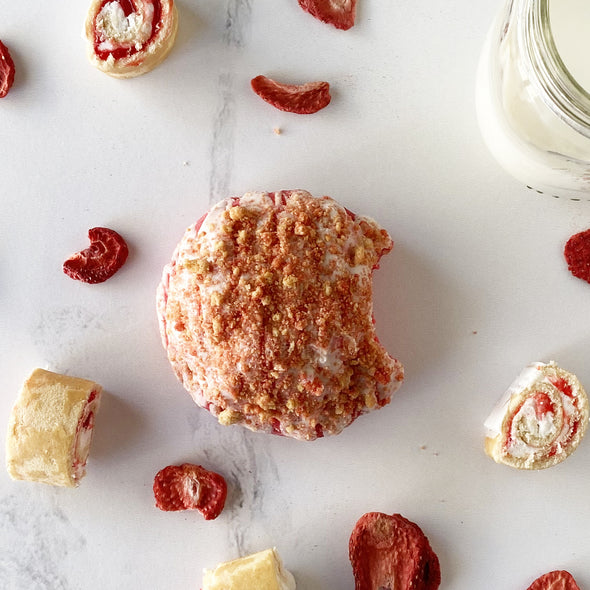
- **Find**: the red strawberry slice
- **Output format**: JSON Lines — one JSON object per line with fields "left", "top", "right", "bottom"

{"left": 0, "top": 40, "right": 15, "bottom": 98}
{"left": 298, "top": 0, "right": 356, "bottom": 30}
{"left": 564, "top": 228, "right": 590, "bottom": 285}
{"left": 349, "top": 512, "right": 441, "bottom": 590}
{"left": 526, "top": 570, "right": 581, "bottom": 590}
{"left": 251, "top": 75, "right": 331, "bottom": 114}
{"left": 63, "top": 227, "right": 129, "bottom": 284}
{"left": 153, "top": 463, "right": 227, "bottom": 520}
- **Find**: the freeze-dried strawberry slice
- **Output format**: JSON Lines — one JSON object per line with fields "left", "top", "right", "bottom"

{"left": 298, "top": 0, "right": 356, "bottom": 30}
{"left": 63, "top": 227, "right": 129, "bottom": 284}
{"left": 251, "top": 75, "right": 331, "bottom": 114}
{"left": 526, "top": 570, "right": 580, "bottom": 590}
{"left": 0, "top": 40, "right": 15, "bottom": 98}
{"left": 153, "top": 463, "right": 227, "bottom": 520}
{"left": 564, "top": 228, "right": 590, "bottom": 285}
{"left": 349, "top": 512, "right": 441, "bottom": 590}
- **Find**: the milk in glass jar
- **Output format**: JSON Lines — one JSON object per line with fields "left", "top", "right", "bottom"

{"left": 476, "top": 0, "right": 590, "bottom": 200}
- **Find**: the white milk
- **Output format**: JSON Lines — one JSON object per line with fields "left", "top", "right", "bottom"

{"left": 549, "top": 0, "right": 590, "bottom": 92}
{"left": 475, "top": 0, "right": 590, "bottom": 199}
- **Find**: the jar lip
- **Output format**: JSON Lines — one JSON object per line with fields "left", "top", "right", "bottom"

{"left": 520, "top": 0, "right": 590, "bottom": 137}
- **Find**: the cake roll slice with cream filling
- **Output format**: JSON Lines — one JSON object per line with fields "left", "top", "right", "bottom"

{"left": 484, "top": 361, "right": 589, "bottom": 469}
{"left": 84, "top": 0, "right": 178, "bottom": 78}
{"left": 6, "top": 368, "right": 102, "bottom": 487}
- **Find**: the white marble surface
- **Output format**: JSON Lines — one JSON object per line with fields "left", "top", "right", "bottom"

{"left": 1, "top": 1, "right": 590, "bottom": 589}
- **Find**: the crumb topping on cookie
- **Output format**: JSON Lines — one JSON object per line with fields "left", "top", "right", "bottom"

{"left": 158, "top": 190, "right": 403, "bottom": 440}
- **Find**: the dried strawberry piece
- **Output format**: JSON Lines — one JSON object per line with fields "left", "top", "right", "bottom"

{"left": 526, "top": 570, "right": 581, "bottom": 590}
{"left": 298, "top": 0, "right": 356, "bottom": 30}
{"left": 349, "top": 512, "right": 441, "bottom": 590}
{"left": 564, "top": 228, "right": 590, "bottom": 285}
{"left": 251, "top": 75, "right": 331, "bottom": 114}
{"left": 153, "top": 463, "right": 227, "bottom": 520}
{"left": 0, "top": 40, "right": 15, "bottom": 98}
{"left": 63, "top": 227, "right": 129, "bottom": 284}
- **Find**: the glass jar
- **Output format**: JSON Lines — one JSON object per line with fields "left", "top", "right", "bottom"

{"left": 476, "top": 0, "right": 590, "bottom": 200}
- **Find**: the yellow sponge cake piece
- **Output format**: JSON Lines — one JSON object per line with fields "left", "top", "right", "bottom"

{"left": 202, "top": 548, "right": 296, "bottom": 590}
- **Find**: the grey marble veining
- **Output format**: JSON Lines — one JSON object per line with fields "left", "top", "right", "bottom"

{"left": 208, "top": 0, "right": 254, "bottom": 204}
{"left": 187, "top": 411, "right": 286, "bottom": 557}
{"left": 223, "top": 0, "right": 253, "bottom": 49}
{"left": 221, "top": 431, "right": 282, "bottom": 557}
{"left": 0, "top": 490, "right": 85, "bottom": 590}
{"left": 209, "top": 72, "right": 237, "bottom": 205}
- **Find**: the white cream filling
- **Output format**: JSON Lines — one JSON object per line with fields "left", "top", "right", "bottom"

{"left": 309, "top": 344, "right": 343, "bottom": 373}
{"left": 72, "top": 394, "right": 100, "bottom": 480}
{"left": 96, "top": 1, "right": 154, "bottom": 51}
{"left": 507, "top": 401, "right": 557, "bottom": 458}
{"left": 484, "top": 362, "right": 551, "bottom": 436}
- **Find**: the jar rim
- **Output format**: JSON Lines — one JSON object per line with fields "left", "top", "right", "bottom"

{"left": 520, "top": 0, "right": 590, "bottom": 138}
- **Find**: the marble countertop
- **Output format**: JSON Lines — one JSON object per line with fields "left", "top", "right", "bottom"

{"left": 2, "top": 1, "right": 590, "bottom": 589}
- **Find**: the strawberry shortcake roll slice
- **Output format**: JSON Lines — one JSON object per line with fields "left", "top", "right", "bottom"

{"left": 6, "top": 368, "right": 102, "bottom": 487}
{"left": 485, "top": 361, "right": 589, "bottom": 469}
{"left": 85, "top": 0, "right": 178, "bottom": 78}
{"left": 202, "top": 548, "right": 296, "bottom": 590}
{"left": 157, "top": 190, "right": 404, "bottom": 441}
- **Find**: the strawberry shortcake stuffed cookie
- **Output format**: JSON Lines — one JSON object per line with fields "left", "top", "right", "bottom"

{"left": 157, "top": 190, "right": 403, "bottom": 441}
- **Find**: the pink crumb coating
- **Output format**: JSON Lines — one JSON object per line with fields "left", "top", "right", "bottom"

{"left": 156, "top": 190, "right": 403, "bottom": 441}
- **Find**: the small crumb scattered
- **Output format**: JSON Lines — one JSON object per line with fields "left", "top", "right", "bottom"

{"left": 273, "top": 127, "right": 282, "bottom": 135}
{"left": 472, "top": 330, "right": 478, "bottom": 335}
{"left": 420, "top": 445, "right": 427, "bottom": 451}
{"left": 183, "top": 161, "right": 190, "bottom": 166}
